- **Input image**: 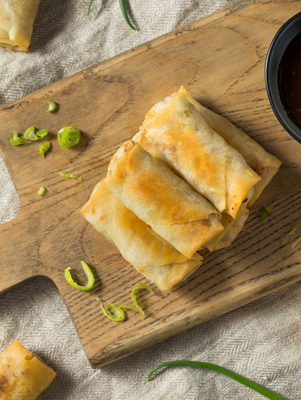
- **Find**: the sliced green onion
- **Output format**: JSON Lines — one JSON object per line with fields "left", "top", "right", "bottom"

{"left": 148, "top": 361, "right": 288, "bottom": 400}
{"left": 283, "top": 221, "right": 301, "bottom": 244}
{"left": 8, "top": 131, "right": 31, "bottom": 146}
{"left": 292, "top": 237, "right": 301, "bottom": 249}
{"left": 259, "top": 207, "right": 272, "bottom": 223}
{"left": 64, "top": 261, "right": 95, "bottom": 291}
{"left": 131, "top": 283, "right": 155, "bottom": 315}
{"left": 43, "top": 99, "right": 57, "bottom": 112}
{"left": 36, "top": 129, "right": 48, "bottom": 139}
{"left": 59, "top": 171, "right": 82, "bottom": 180}
{"left": 88, "top": 0, "right": 94, "bottom": 16}
{"left": 58, "top": 126, "right": 81, "bottom": 148}
{"left": 15, "top": 103, "right": 21, "bottom": 109}
{"left": 119, "top": 0, "right": 136, "bottom": 30}
{"left": 38, "top": 187, "right": 46, "bottom": 196}
{"left": 242, "top": 229, "right": 253, "bottom": 233}
{"left": 40, "top": 142, "right": 51, "bottom": 158}
{"left": 22, "top": 126, "right": 38, "bottom": 141}
{"left": 96, "top": 298, "right": 125, "bottom": 322}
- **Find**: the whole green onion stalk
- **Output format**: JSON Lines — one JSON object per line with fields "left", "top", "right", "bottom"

{"left": 88, "top": 0, "right": 136, "bottom": 30}
{"left": 148, "top": 361, "right": 289, "bottom": 400}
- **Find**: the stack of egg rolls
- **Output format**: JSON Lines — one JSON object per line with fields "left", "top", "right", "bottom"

{"left": 0, "top": 0, "right": 41, "bottom": 51}
{"left": 81, "top": 86, "right": 281, "bottom": 290}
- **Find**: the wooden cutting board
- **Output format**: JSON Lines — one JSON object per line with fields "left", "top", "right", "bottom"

{"left": 0, "top": 0, "right": 300, "bottom": 368}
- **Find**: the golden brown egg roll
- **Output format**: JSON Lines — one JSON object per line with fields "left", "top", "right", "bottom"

{"left": 177, "top": 86, "right": 281, "bottom": 206}
{"left": 0, "top": 0, "right": 41, "bottom": 51}
{"left": 103, "top": 140, "right": 223, "bottom": 258}
{"left": 142, "top": 92, "right": 261, "bottom": 218}
{"left": 0, "top": 339, "right": 56, "bottom": 400}
{"left": 81, "top": 182, "right": 203, "bottom": 291}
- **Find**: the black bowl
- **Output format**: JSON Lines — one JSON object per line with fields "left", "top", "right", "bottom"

{"left": 265, "top": 11, "right": 301, "bottom": 143}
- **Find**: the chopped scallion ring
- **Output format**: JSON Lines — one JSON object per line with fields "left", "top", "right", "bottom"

{"left": 64, "top": 261, "right": 95, "bottom": 291}
{"left": 36, "top": 129, "right": 48, "bottom": 139}
{"left": 259, "top": 207, "right": 272, "bottom": 223}
{"left": 22, "top": 126, "right": 38, "bottom": 141}
{"left": 38, "top": 187, "right": 46, "bottom": 196}
{"left": 15, "top": 103, "right": 21, "bottom": 109}
{"left": 131, "top": 283, "right": 155, "bottom": 314}
{"left": 40, "top": 142, "right": 51, "bottom": 158}
{"left": 43, "top": 99, "right": 57, "bottom": 112}
{"left": 59, "top": 171, "right": 82, "bottom": 180}
{"left": 292, "top": 237, "right": 301, "bottom": 249}
{"left": 58, "top": 126, "right": 81, "bottom": 148}
{"left": 96, "top": 298, "right": 126, "bottom": 322}
{"left": 8, "top": 131, "right": 31, "bottom": 146}
{"left": 283, "top": 221, "right": 301, "bottom": 244}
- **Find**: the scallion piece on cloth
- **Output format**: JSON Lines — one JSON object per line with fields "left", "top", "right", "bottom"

{"left": 38, "top": 187, "right": 46, "bottom": 196}
{"left": 15, "top": 103, "right": 21, "bottom": 109}
{"left": 259, "top": 207, "right": 272, "bottom": 223}
{"left": 43, "top": 99, "right": 57, "bottom": 112}
{"left": 88, "top": 0, "right": 136, "bottom": 30}
{"left": 59, "top": 171, "right": 82, "bottom": 180}
{"left": 58, "top": 126, "right": 81, "bottom": 147}
{"left": 22, "top": 126, "right": 38, "bottom": 141}
{"left": 8, "top": 131, "right": 31, "bottom": 146}
{"left": 283, "top": 221, "right": 301, "bottom": 244}
{"left": 96, "top": 298, "right": 126, "bottom": 322}
{"left": 40, "top": 142, "right": 51, "bottom": 158}
{"left": 131, "top": 283, "right": 155, "bottom": 314}
{"left": 119, "top": 0, "right": 136, "bottom": 30}
{"left": 64, "top": 261, "right": 95, "bottom": 291}
{"left": 36, "top": 129, "right": 48, "bottom": 139}
{"left": 148, "top": 361, "right": 289, "bottom": 400}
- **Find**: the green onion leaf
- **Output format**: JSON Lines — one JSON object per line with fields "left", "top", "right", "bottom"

{"left": 148, "top": 361, "right": 289, "bottom": 400}
{"left": 58, "top": 126, "right": 81, "bottom": 148}
{"left": 15, "top": 103, "right": 21, "bottom": 109}
{"left": 259, "top": 207, "right": 272, "bottom": 223}
{"left": 96, "top": 298, "right": 125, "bottom": 322}
{"left": 43, "top": 99, "right": 57, "bottom": 112}
{"left": 38, "top": 187, "right": 46, "bottom": 196}
{"left": 64, "top": 261, "right": 95, "bottom": 291}
{"left": 242, "top": 229, "right": 253, "bottom": 233}
{"left": 40, "top": 142, "right": 51, "bottom": 158}
{"left": 131, "top": 283, "right": 154, "bottom": 314}
{"left": 8, "top": 130, "right": 31, "bottom": 146}
{"left": 119, "top": 0, "right": 136, "bottom": 30}
{"left": 59, "top": 171, "right": 82, "bottom": 180}
{"left": 283, "top": 221, "right": 301, "bottom": 244}
{"left": 88, "top": 0, "right": 94, "bottom": 16}
{"left": 36, "top": 129, "right": 48, "bottom": 139}
{"left": 22, "top": 126, "right": 38, "bottom": 141}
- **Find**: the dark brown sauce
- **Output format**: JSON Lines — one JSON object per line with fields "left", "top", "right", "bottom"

{"left": 278, "top": 31, "right": 301, "bottom": 130}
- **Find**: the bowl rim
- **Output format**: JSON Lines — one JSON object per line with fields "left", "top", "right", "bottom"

{"left": 265, "top": 11, "right": 301, "bottom": 144}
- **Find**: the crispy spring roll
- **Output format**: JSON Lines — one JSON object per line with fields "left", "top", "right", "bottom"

{"left": 103, "top": 140, "right": 223, "bottom": 258}
{"left": 142, "top": 92, "right": 261, "bottom": 219}
{"left": 0, "top": 0, "right": 41, "bottom": 51}
{"left": 145, "top": 87, "right": 282, "bottom": 206}
{"left": 207, "top": 207, "right": 249, "bottom": 251}
{"left": 81, "top": 182, "right": 203, "bottom": 291}
{"left": 0, "top": 340, "right": 56, "bottom": 400}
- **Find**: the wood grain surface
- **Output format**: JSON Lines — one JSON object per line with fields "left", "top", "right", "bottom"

{"left": 0, "top": 0, "right": 300, "bottom": 368}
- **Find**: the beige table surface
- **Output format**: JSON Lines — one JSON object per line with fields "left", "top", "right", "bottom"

{"left": 0, "top": 0, "right": 300, "bottom": 399}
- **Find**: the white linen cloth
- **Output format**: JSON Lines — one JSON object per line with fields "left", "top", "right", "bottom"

{"left": 0, "top": 0, "right": 300, "bottom": 399}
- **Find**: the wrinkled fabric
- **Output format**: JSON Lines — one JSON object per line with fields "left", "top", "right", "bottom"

{"left": 0, "top": 0, "right": 300, "bottom": 399}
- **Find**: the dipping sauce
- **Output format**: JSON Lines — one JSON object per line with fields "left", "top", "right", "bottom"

{"left": 278, "top": 31, "right": 301, "bottom": 130}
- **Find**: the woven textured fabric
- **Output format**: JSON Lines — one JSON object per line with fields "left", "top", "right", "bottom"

{"left": 0, "top": 1, "right": 300, "bottom": 399}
